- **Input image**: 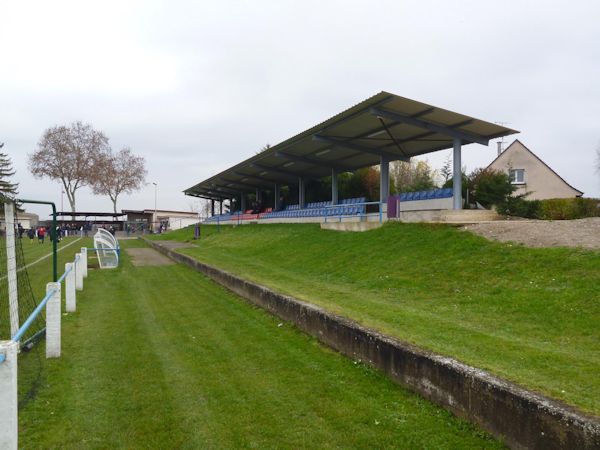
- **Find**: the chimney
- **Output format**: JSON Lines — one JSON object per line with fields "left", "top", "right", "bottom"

{"left": 497, "top": 141, "right": 503, "bottom": 156}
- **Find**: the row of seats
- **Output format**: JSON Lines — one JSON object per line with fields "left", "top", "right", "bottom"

{"left": 396, "top": 188, "right": 453, "bottom": 202}
{"left": 205, "top": 197, "right": 368, "bottom": 222}
{"left": 263, "top": 205, "right": 365, "bottom": 219}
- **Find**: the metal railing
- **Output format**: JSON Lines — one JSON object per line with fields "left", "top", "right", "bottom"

{"left": 0, "top": 248, "right": 88, "bottom": 449}
{"left": 203, "top": 201, "right": 385, "bottom": 224}
{"left": 9, "top": 254, "right": 79, "bottom": 344}
{"left": 322, "top": 201, "right": 383, "bottom": 223}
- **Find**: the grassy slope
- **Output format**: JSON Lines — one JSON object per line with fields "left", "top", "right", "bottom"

{"left": 151, "top": 223, "right": 600, "bottom": 415}
{"left": 19, "top": 239, "right": 501, "bottom": 448}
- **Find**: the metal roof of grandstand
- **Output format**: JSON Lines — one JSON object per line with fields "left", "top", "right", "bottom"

{"left": 185, "top": 91, "right": 518, "bottom": 200}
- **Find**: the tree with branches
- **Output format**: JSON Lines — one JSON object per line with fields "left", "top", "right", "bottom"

{"left": 29, "top": 122, "right": 109, "bottom": 212}
{"left": 92, "top": 147, "right": 147, "bottom": 213}
{"left": 0, "top": 143, "right": 18, "bottom": 198}
{"left": 390, "top": 159, "right": 437, "bottom": 193}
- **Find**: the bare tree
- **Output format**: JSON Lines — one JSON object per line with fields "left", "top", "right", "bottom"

{"left": 440, "top": 152, "right": 453, "bottom": 184}
{"left": 29, "top": 121, "right": 109, "bottom": 212}
{"left": 92, "top": 147, "right": 147, "bottom": 213}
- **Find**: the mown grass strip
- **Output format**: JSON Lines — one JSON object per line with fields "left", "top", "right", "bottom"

{"left": 150, "top": 223, "right": 600, "bottom": 416}
{"left": 18, "top": 240, "right": 502, "bottom": 448}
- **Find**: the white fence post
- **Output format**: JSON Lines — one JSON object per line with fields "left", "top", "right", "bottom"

{"left": 80, "top": 247, "right": 88, "bottom": 278}
{"left": 46, "top": 282, "right": 61, "bottom": 358}
{"left": 75, "top": 254, "right": 83, "bottom": 291}
{"left": 65, "top": 262, "right": 76, "bottom": 313}
{"left": 4, "top": 202, "right": 19, "bottom": 338}
{"left": 0, "top": 341, "right": 18, "bottom": 450}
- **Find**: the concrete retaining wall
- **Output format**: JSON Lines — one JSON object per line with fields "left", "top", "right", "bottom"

{"left": 320, "top": 222, "right": 383, "bottom": 232}
{"left": 146, "top": 239, "right": 600, "bottom": 450}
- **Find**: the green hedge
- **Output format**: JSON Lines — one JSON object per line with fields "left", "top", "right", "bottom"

{"left": 539, "top": 198, "right": 600, "bottom": 220}
{"left": 497, "top": 197, "right": 600, "bottom": 220}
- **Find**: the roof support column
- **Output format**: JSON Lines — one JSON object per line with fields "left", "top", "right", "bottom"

{"left": 255, "top": 188, "right": 261, "bottom": 203}
{"left": 380, "top": 155, "right": 390, "bottom": 204}
{"left": 331, "top": 168, "right": 339, "bottom": 205}
{"left": 298, "top": 177, "right": 305, "bottom": 208}
{"left": 211, "top": 200, "right": 215, "bottom": 216}
{"left": 453, "top": 138, "right": 462, "bottom": 210}
{"left": 274, "top": 183, "right": 280, "bottom": 210}
{"left": 219, "top": 201, "right": 223, "bottom": 215}
{"left": 240, "top": 194, "right": 246, "bottom": 212}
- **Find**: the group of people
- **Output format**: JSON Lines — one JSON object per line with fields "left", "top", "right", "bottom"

{"left": 24, "top": 225, "right": 51, "bottom": 244}
{"left": 18, "top": 222, "right": 96, "bottom": 244}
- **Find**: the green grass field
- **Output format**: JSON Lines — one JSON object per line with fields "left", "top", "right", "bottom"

{"left": 20, "top": 236, "right": 89, "bottom": 299}
{"left": 16, "top": 239, "right": 502, "bottom": 448}
{"left": 150, "top": 223, "right": 600, "bottom": 416}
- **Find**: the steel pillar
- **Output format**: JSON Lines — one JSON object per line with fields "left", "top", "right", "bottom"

{"left": 210, "top": 200, "right": 215, "bottom": 216}
{"left": 219, "top": 201, "right": 223, "bottom": 215}
{"left": 379, "top": 155, "right": 390, "bottom": 204}
{"left": 240, "top": 194, "right": 246, "bottom": 212}
{"left": 453, "top": 138, "right": 462, "bottom": 209}
{"left": 274, "top": 183, "right": 280, "bottom": 210}
{"left": 298, "top": 177, "right": 305, "bottom": 208}
{"left": 331, "top": 169, "right": 338, "bottom": 205}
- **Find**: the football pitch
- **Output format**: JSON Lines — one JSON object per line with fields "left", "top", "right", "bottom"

{"left": 18, "top": 239, "right": 501, "bottom": 448}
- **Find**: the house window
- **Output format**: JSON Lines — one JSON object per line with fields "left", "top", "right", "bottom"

{"left": 509, "top": 169, "right": 525, "bottom": 184}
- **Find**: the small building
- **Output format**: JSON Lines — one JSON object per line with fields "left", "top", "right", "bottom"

{"left": 0, "top": 211, "right": 39, "bottom": 232}
{"left": 486, "top": 139, "right": 583, "bottom": 200}
{"left": 122, "top": 209, "right": 199, "bottom": 231}
{"left": 16, "top": 212, "right": 39, "bottom": 229}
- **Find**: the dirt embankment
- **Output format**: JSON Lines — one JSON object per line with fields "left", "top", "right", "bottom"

{"left": 462, "top": 217, "right": 600, "bottom": 250}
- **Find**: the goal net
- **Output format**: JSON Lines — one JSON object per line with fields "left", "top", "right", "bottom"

{"left": 1, "top": 199, "right": 45, "bottom": 408}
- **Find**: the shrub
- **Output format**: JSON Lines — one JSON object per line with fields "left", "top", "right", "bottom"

{"left": 469, "top": 168, "right": 516, "bottom": 209}
{"left": 496, "top": 196, "right": 541, "bottom": 218}
{"left": 539, "top": 198, "right": 600, "bottom": 220}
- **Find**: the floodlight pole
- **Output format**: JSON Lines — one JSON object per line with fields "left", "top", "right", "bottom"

{"left": 152, "top": 182, "right": 157, "bottom": 230}
{"left": 331, "top": 169, "right": 338, "bottom": 205}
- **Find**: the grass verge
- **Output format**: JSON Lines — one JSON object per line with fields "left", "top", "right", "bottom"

{"left": 150, "top": 223, "right": 600, "bottom": 415}
{"left": 18, "top": 239, "right": 502, "bottom": 448}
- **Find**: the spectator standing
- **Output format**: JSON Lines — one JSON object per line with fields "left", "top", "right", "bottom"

{"left": 27, "top": 228, "right": 35, "bottom": 243}
{"left": 38, "top": 226, "right": 46, "bottom": 243}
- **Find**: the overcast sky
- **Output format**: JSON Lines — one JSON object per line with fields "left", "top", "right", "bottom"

{"left": 2, "top": 0, "right": 599, "bottom": 218}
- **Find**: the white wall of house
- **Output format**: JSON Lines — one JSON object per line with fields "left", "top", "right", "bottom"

{"left": 488, "top": 140, "right": 583, "bottom": 200}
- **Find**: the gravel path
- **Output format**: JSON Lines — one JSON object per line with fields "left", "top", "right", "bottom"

{"left": 126, "top": 248, "right": 175, "bottom": 266}
{"left": 462, "top": 217, "right": 600, "bottom": 250}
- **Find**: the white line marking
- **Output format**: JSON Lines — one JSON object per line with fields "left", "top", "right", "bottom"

{"left": 0, "top": 237, "right": 84, "bottom": 282}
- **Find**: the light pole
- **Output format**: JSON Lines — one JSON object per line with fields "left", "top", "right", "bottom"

{"left": 152, "top": 182, "right": 157, "bottom": 231}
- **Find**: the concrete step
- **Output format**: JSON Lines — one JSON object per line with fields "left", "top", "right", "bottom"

{"left": 440, "top": 209, "right": 503, "bottom": 223}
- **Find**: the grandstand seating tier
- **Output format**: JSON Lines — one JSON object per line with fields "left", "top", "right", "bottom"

{"left": 204, "top": 190, "right": 451, "bottom": 223}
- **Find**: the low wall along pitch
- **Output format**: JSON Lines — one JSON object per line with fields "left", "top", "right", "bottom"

{"left": 145, "top": 239, "right": 600, "bottom": 450}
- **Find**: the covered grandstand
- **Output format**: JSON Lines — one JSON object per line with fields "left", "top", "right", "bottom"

{"left": 185, "top": 92, "right": 518, "bottom": 223}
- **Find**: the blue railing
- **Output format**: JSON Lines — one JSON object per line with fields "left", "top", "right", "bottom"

{"left": 6, "top": 254, "right": 79, "bottom": 351}
{"left": 11, "top": 287, "right": 58, "bottom": 343}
